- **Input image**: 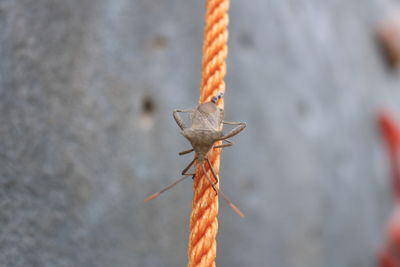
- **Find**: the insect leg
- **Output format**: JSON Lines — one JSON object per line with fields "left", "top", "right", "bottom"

{"left": 181, "top": 157, "right": 196, "bottom": 175}
{"left": 223, "top": 121, "right": 245, "bottom": 125}
{"left": 213, "top": 139, "right": 233, "bottom": 149}
{"left": 173, "top": 109, "right": 192, "bottom": 130}
{"left": 201, "top": 163, "right": 218, "bottom": 195}
{"left": 144, "top": 157, "right": 197, "bottom": 202}
{"left": 206, "top": 158, "right": 219, "bottom": 186}
{"left": 219, "top": 121, "right": 246, "bottom": 140}
{"left": 178, "top": 148, "right": 195, "bottom": 155}
{"left": 201, "top": 163, "right": 244, "bottom": 217}
{"left": 182, "top": 157, "right": 196, "bottom": 180}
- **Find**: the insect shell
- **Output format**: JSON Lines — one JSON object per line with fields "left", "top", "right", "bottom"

{"left": 181, "top": 101, "right": 224, "bottom": 163}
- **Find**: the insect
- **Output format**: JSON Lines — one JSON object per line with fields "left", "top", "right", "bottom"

{"left": 378, "top": 15, "right": 400, "bottom": 66}
{"left": 144, "top": 93, "right": 246, "bottom": 217}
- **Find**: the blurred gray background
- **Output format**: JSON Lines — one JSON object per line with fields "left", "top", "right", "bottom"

{"left": 1, "top": 0, "right": 400, "bottom": 266}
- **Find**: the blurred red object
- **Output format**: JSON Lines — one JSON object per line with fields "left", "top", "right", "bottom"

{"left": 378, "top": 111, "right": 400, "bottom": 267}
{"left": 378, "top": 15, "right": 400, "bottom": 66}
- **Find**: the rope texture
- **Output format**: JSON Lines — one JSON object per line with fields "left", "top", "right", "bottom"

{"left": 188, "top": 0, "right": 229, "bottom": 266}
{"left": 378, "top": 111, "right": 400, "bottom": 267}
{"left": 379, "top": 111, "right": 400, "bottom": 199}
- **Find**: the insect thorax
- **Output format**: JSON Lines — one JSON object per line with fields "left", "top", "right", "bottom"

{"left": 182, "top": 129, "right": 222, "bottom": 160}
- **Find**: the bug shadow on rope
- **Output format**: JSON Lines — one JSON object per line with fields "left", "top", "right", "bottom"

{"left": 144, "top": 93, "right": 246, "bottom": 217}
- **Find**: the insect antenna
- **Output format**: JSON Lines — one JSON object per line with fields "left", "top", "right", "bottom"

{"left": 218, "top": 187, "right": 244, "bottom": 218}
{"left": 144, "top": 175, "right": 192, "bottom": 202}
{"left": 201, "top": 163, "right": 244, "bottom": 217}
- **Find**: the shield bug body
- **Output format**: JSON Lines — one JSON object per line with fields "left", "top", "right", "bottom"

{"left": 145, "top": 93, "right": 246, "bottom": 216}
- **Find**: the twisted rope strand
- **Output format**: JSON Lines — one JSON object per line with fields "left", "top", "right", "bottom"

{"left": 188, "top": 0, "right": 229, "bottom": 266}
{"left": 200, "top": 1, "right": 229, "bottom": 103}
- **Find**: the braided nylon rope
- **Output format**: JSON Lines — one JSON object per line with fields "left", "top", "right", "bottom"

{"left": 188, "top": 0, "right": 229, "bottom": 266}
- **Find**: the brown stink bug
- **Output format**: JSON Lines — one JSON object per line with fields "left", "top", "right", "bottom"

{"left": 145, "top": 93, "right": 246, "bottom": 217}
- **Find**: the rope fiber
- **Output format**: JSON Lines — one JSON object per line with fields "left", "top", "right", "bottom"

{"left": 188, "top": 0, "right": 230, "bottom": 266}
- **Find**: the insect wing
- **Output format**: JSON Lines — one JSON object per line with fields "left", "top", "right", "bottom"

{"left": 191, "top": 108, "right": 221, "bottom": 131}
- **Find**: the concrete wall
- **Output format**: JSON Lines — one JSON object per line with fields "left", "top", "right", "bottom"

{"left": 1, "top": 0, "right": 400, "bottom": 266}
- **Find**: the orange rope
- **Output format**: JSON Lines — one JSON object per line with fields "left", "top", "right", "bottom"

{"left": 188, "top": 0, "right": 229, "bottom": 266}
